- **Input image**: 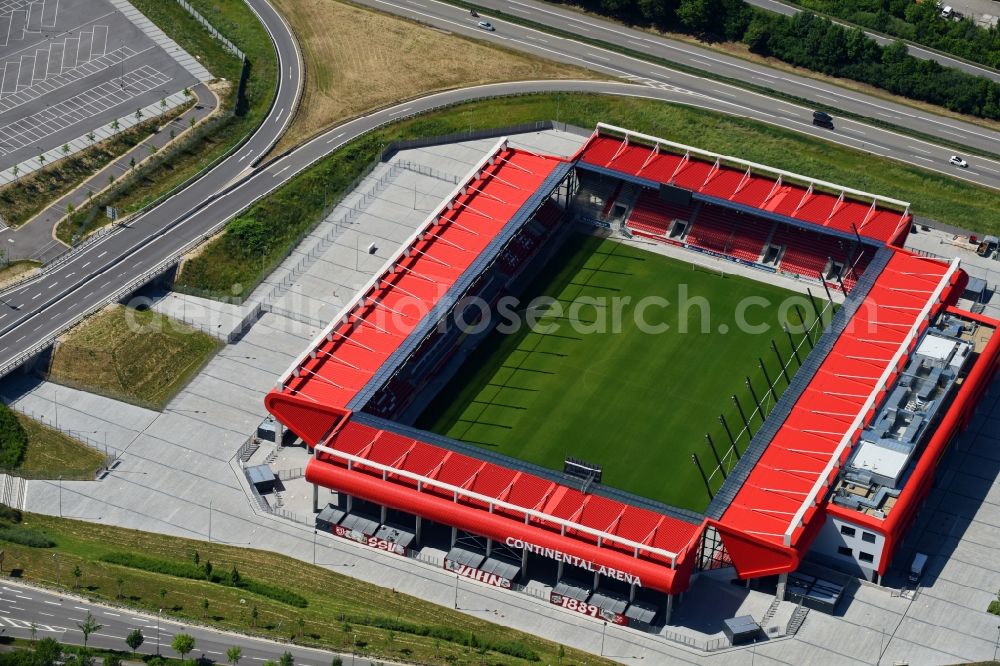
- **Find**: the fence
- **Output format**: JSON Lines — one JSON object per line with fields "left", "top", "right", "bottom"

{"left": 3, "top": 402, "right": 122, "bottom": 471}
{"left": 175, "top": 0, "right": 246, "bottom": 60}
{"left": 276, "top": 467, "right": 304, "bottom": 481}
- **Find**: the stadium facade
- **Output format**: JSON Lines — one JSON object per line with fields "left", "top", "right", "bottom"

{"left": 264, "top": 124, "right": 1000, "bottom": 628}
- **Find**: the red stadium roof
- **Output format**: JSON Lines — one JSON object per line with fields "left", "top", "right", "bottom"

{"left": 711, "top": 251, "right": 964, "bottom": 576}
{"left": 576, "top": 124, "right": 911, "bottom": 246}
{"left": 306, "top": 419, "right": 704, "bottom": 594}
{"left": 266, "top": 140, "right": 565, "bottom": 443}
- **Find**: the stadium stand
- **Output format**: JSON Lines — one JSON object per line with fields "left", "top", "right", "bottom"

{"left": 625, "top": 189, "right": 696, "bottom": 237}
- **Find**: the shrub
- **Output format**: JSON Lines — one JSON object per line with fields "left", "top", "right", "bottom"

{"left": 988, "top": 599, "right": 1000, "bottom": 615}
{"left": 0, "top": 525, "right": 55, "bottom": 548}
{"left": 101, "top": 553, "right": 205, "bottom": 579}
{"left": 0, "top": 405, "right": 27, "bottom": 469}
{"left": 0, "top": 503, "right": 23, "bottom": 524}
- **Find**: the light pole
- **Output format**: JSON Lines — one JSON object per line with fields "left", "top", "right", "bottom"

{"left": 453, "top": 573, "right": 459, "bottom": 609}
{"left": 208, "top": 500, "right": 213, "bottom": 542}
{"left": 600, "top": 621, "right": 606, "bottom": 656}
{"left": 993, "top": 625, "right": 999, "bottom": 662}
{"left": 156, "top": 608, "right": 161, "bottom": 655}
{"left": 312, "top": 530, "right": 316, "bottom": 565}
{"left": 52, "top": 553, "right": 60, "bottom": 588}
{"left": 58, "top": 476, "right": 62, "bottom": 517}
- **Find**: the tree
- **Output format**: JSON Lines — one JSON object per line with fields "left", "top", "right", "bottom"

{"left": 158, "top": 587, "right": 167, "bottom": 608}
{"left": 110, "top": 119, "right": 120, "bottom": 133}
{"left": 331, "top": 659, "right": 342, "bottom": 666}
{"left": 72, "top": 564, "right": 82, "bottom": 589}
{"left": 183, "top": 87, "right": 192, "bottom": 98}
{"left": 10, "top": 165, "right": 19, "bottom": 181}
{"left": 129, "top": 156, "right": 136, "bottom": 171}
{"left": 34, "top": 638, "right": 62, "bottom": 666}
{"left": 201, "top": 598, "right": 209, "bottom": 619}
{"left": 148, "top": 143, "right": 158, "bottom": 156}
{"left": 250, "top": 606, "right": 258, "bottom": 628}
{"left": 189, "top": 116, "right": 196, "bottom": 130}
{"left": 171, "top": 634, "right": 195, "bottom": 663}
{"left": 126, "top": 628, "right": 144, "bottom": 657}
{"left": 38, "top": 153, "right": 46, "bottom": 168}
{"left": 134, "top": 108, "right": 144, "bottom": 122}
{"left": 226, "top": 646, "right": 242, "bottom": 666}
{"left": 115, "top": 576, "right": 125, "bottom": 599}
{"left": 296, "top": 617, "right": 305, "bottom": 640}
{"left": 66, "top": 202, "right": 74, "bottom": 216}
{"left": 78, "top": 612, "right": 103, "bottom": 651}
{"left": 230, "top": 566, "right": 240, "bottom": 585}
{"left": 87, "top": 131, "right": 96, "bottom": 146}
{"left": 203, "top": 560, "right": 213, "bottom": 579}
{"left": 61, "top": 144, "right": 70, "bottom": 158}
{"left": 160, "top": 98, "right": 167, "bottom": 111}
{"left": 192, "top": 551, "right": 200, "bottom": 566}
{"left": 108, "top": 173, "right": 115, "bottom": 187}
{"left": 103, "top": 655, "right": 122, "bottom": 666}
{"left": 279, "top": 652, "right": 293, "bottom": 666}
{"left": 558, "top": 644, "right": 565, "bottom": 663}
{"left": 31, "top": 621, "right": 37, "bottom": 642}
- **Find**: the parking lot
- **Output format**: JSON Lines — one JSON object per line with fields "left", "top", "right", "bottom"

{"left": 0, "top": 0, "right": 204, "bottom": 172}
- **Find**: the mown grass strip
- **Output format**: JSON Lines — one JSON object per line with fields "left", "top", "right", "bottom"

{"left": 176, "top": 93, "right": 1000, "bottom": 301}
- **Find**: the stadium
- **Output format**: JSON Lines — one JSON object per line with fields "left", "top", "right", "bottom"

{"left": 263, "top": 123, "right": 1000, "bottom": 630}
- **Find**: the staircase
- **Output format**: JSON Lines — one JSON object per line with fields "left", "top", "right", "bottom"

{"left": 786, "top": 603, "right": 809, "bottom": 636}
{"left": 0, "top": 474, "right": 25, "bottom": 510}
{"left": 240, "top": 439, "right": 259, "bottom": 463}
{"left": 760, "top": 598, "right": 781, "bottom": 628}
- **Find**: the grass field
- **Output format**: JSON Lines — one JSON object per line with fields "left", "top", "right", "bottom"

{"left": 48, "top": 306, "right": 222, "bottom": 410}
{"left": 15, "top": 414, "right": 106, "bottom": 480}
{"left": 418, "top": 233, "right": 810, "bottom": 512}
{"left": 269, "top": 0, "right": 597, "bottom": 153}
{"left": 0, "top": 513, "right": 610, "bottom": 666}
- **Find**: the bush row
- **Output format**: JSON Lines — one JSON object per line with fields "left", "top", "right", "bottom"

{"left": 0, "top": 525, "right": 56, "bottom": 548}
{"left": 339, "top": 614, "right": 540, "bottom": 661}
{"left": 100, "top": 552, "right": 307, "bottom": 608}
{"left": 0, "top": 404, "right": 27, "bottom": 470}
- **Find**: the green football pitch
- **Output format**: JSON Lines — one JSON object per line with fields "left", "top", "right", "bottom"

{"left": 417, "top": 233, "right": 812, "bottom": 513}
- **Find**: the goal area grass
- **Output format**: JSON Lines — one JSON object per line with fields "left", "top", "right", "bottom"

{"left": 417, "top": 233, "right": 812, "bottom": 513}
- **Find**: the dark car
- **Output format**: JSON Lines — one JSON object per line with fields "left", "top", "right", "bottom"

{"left": 812, "top": 110, "right": 834, "bottom": 129}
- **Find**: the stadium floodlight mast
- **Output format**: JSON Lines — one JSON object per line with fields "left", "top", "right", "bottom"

{"left": 782, "top": 257, "right": 959, "bottom": 546}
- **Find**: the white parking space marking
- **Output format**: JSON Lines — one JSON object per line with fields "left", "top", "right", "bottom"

{"left": 0, "top": 64, "right": 172, "bottom": 156}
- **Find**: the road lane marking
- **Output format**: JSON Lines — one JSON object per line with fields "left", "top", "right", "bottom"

{"left": 388, "top": 106, "right": 412, "bottom": 117}
{"left": 43, "top": 601, "right": 60, "bottom": 606}
{"left": 39, "top": 612, "right": 54, "bottom": 617}
{"left": 82, "top": 262, "right": 91, "bottom": 268}
{"left": 325, "top": 132, "right": 344, "bottom": 145}
{"left": 274, "top": 107, "right": 285, "bottom": 123}
{"left": 74, "top": 606, "right": 88, "bottom": 611}
{"left": 103, "top": 611, "right": 120, "bottom": 617}
{"left": 273, "top": 165, "right": 291, "bottom": 177}
{"left": 97, "top": 251, "right": 107, "bottom": 258}
{"left": 907, "top": 145, "right": 932, "bottom": 154}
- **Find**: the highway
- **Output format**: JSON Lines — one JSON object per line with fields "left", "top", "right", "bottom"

{"left": 374, "top": 0, "right": 1000, "bottom": 157}
{"left": 0, "top": 581, "right": 381, "bottom": 665}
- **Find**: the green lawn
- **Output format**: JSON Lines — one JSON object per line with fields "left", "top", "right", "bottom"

{"left": 16, "top": 414, "right": 107, "bottom": 480}
{"left": 418, "top": 233, "right": 810, "bottom": 512}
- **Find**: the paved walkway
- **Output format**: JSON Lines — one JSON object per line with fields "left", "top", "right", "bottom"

{"left": 0, "top": 82, "right": 217, "bottom": 264}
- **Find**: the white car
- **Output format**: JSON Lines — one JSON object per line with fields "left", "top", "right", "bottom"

{"left": 478, "top": 21, "right": 495, "bottom": 31}
{"left": 949, "top": 155, "right": 968, "bottom": 168}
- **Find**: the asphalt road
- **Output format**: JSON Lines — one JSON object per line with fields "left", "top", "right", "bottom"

{"left": 744, "top": 0, "right": 1000, "bottom": 84}
{"left": 381, "top": 0, "right": 1000, "bottom": 158}
{"left": 0, "top": 581, "right": 382, "bottom": 666}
